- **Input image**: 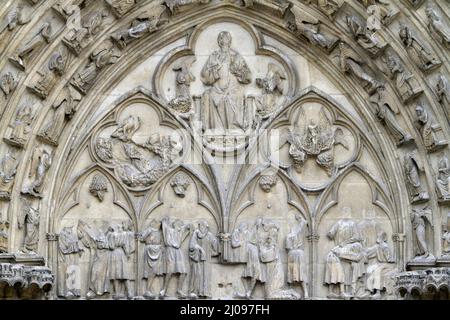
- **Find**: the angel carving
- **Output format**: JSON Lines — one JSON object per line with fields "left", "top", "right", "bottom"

{"left": 287, "top": 107, "right": 348, "bottom": 176}
{"left": 410, "top": 206, "right": 434, "bottom": 261}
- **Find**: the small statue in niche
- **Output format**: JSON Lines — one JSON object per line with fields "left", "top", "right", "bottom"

{"left": 58, "top": 226, "right": 83, "bottom": 299}
{"left": 0, "top": 150, "right": 19, "bottom": 201}
{"left": 255, "top": 63, "right": 286, "bottom": 120}
{"left": 383, "top": 53, "right": 422, "bottom": 103}
{"left": 436, "top": 74, "right": 450, "bottom": 106}
{"left": 7, "top": 101, "right": 35, "bottom": 148}
{"left": 18, "top": 200, "right": 40, "bottom": 254}
{"left": 346, "top": 15, "right": 386, "bottom": 57}
{"left": 112, "top": 6, "right": 166, "bottom": 49}
{"left": 435, "top": 154, "right": 450, "bottom": 202}
{"left": 29, "top": 46, "right": 69, "bottom": 99}
{"left": 287, "top": 106, "right": 349, "bottom": 176}
{"left": 71, "top": 45, "right": 121, "bottom": 94}
{"left": 200, "top": 31, "right": 252, "bottom": 131}
{"left": 111, "top": 115, "right": 141, "bottom": 143}
{"left": 425, "top": 5, "right": 450, "bottom": 48}
{"left": 89, "top": 174, "right": 108, "bottom": 202}
{"left": 259, "top": 173, "right": 278, "bottom": 193}
{"left": 169, "top": 56, "right": 196, "bottom": 115}
{"left": 415, "top": 104, "right": 446, "bottom": 153}
{"left": 410, "top": 206, "right": 434, "bottom": 262}
{"left": 106, "top": 0, "right": 138, "bottom": 17}
{"left": 160, "top": 216, "right": 192, "bottom": 298}
{"left": 0, "top": 72, "right": 17, "bottom": 98}
{"left": 21, "top": 147, "right": 52, "bottom": 198}
{"left": 106, "top": 221, "right": 135, "bottom": 299}
{"left": 403, "top": 152, "right": 429, "bottom": 204}
{"left": 139, "top": 219, "right": 164, "bottom": 299}
{"left": 1, "top": 4, "right": 30, "bottom": 34}
{"left": 370, "top": 88, "right": 412, "bottom": 146}
{"left": 286, "top": 213, "right": 308, "bottom": 298}
{"left": 9, "top": 22, "right": 52, "bottom": 70}
{"left": 38, "top": 85, "right": 82, "bottom": 146}
{"left": 338, "top": 42, "right": 383, "bottom": 95}
{"left": 442, "top": 213, "right": 450, "bottom": 259}
{"left": 188, "top": 220, "right": 219, "bottom": 299}
{"left": 357, "top": 0, "right": 398, "bottom": 26}
{"left": 63, "top": 10, "right": 108, "bottom": 54}
{"left": 288, "top": 6, "right": 339, "bottom": 52}
{"left": 170, "top": 173, "right": 191, "bottom": 198}
{"left": 398, "top": 25, "right": 441, "bottom": 72}
{"left": 0, "top": 221, "right": 9, "bottom": 253}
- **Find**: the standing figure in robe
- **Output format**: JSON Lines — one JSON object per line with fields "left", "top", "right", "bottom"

{"left": 139, "top": 219, "right": 164, "bottom": 299}
{"left": 188, "top": 220, "right": 218, "bottom": 299}
{"left": 160, "top": 216, "right": 192, "bottom": 298}
{"left": 58, "top": 226, "right": 83, "bottom": 298}
{"left": 106, "top": 222, "right": 135, "bottom": 299}
{"left": 426, "top": 6, "right": 450, "bottom": 47}
{"left": 230, "top": 222, "right": 249, "bottom": 263}
{"left": 200, "top": 31, "right": 251, "bottom": 131}
{"left": 410, "top": 207, "right": 434, "bottom": 260}
{"left": 285, "top": 213, "right": 308, "bottom": 298}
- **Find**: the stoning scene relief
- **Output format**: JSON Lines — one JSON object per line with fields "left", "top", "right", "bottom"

{"left": 0, "top": 0, "right": 450, "bottom": 300}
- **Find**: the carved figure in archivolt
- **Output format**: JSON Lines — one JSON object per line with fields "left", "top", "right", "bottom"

{"left": 160, "top": 216, "right": 192, "bottom": 298}
{"left": 289, "top": 6, "right": 338, "bottom": 52}
{"left": 0, "top": 72, "right": 17, "bottom": 98}
{"left": 22, "top": 147, "right": 52, "bottom": 198}
{"left": 426, "top": 5, "right": 450, "bottom": 48}
{"left": 357, "top": 0, "right": 398, "bottom": 25}
{"left": 404, "top": 152, "right": 429, "bottom": 204}
{"left": 39, "top": 85, "right": 82, "bottom": 146}
{"left": 71, "top": 45, "right": 121, "bottom": 94}
{"left": 346, "top": 15, "right": 386, "bottom": 57}
{"left": 0, "top": 150, "right": 19, "bottom": 201}
{"left": 0, "top": 221, "right": 9, "bottom": 253}
{"left": 415, "top": 104, "right": 446, "bottom": 153}
{"left": 8, "top": 101, "right": 35, "bottom": 148}
{"left": 436, "top": 154, "right": 450, "bottom": 202}
{"left": 58, "top": 226, "right": 83, "bottom": 299}
{"left": 169, "top": 57, "right": 196, "bottom": 114}
{"left": 64, "top": 10, "right": 108, "bottom": 54}
{"left": 410, "top": 207, "right": 434, "bottom": 262}
{"left": 188, "top": 220, "right": 218, "bottom": 299}
{"left": 255, "top": 63, "right": 286, "bottom": 120}
{"left": 19, "top": 201, "right": 40, "bottom": 254}
{"left": 9, "top": 22, "right": 52, "bottom": 70}
{"left": 287, "top": 107, "right": 349, "bottom": 176}
{"left": 112, "top": 6, "right": 166, "bottom": 49}
{"left": 304, "top": 0, "right": 342, "bottom": 20}
{"left": 383, "top": 53, "right": 422, "bottom": 103}
{"left": 165, "top": 0, "right": 210, "bottom": 13}
{"left": 29, "top": 46, "right": 69, "bottom": 99}
{"left": 370, "top": 87, "right": 412, "bottom": 146}
{"left": 1, "top": 4, "right": 30, "bottom": 34}
{"left": 201, "top": 31, "right": 252, "bottom": 131}
{"left": 286, "top": 213, "right": 308, "bottom": 298}
{"left": 338, "top": 42, "right": 383, "bottom": 95}
{"left": 139, "top": 219, "right": 164, "bottom": 299}
{"left": 436, "top": 74, "right": 450, "bottom": 106}
{"left": 442, "top": 213, "right": 450, "bottom": 259}
{"left": 399, "top": 25, "right": 441, "bottom": 72}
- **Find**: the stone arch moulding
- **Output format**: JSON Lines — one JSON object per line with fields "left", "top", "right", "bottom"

{"left": 0, "top": 0, "right": 450, "bottom": 300}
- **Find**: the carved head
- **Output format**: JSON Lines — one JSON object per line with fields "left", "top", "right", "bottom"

{"left": 238, "top": 222, "right": 248, "bottom": 232}
{"left": 170, "top": 173, "right": 190, "bottom": 197}
{"left": 149, "top": 219, "right": 161, "bottom": 229}
{"left": 415, "top": 104, "right": 425, "bottom": 117}
{"left": 173, "top": 219, "right": 184, "bottom": 229}
{"left": 308, "top": 121, "right": 318, "bottom": 136}
{"left": 341, "top": 206, "right": 352, "bottom": 219}
{"left": 217, "top": 31, "right": 232, "bottom": 49}
{"left": 122, "top": 220, "right": 133, "bottom": 232}
{"left": 259, "top": 173, "right": 278, "bottom": 193}
{"left": 198, "top": 220, "right": 209, "bottom": 233}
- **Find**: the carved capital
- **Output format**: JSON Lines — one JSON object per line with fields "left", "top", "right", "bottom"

{"left": 393, "top": 233, "right": 406, "bottom": 242}
{"left": 307, "top": 233, "right": 320, "bottom": 242}
{"left": 46, "top": 233, "right": 58, "bottom": 241}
